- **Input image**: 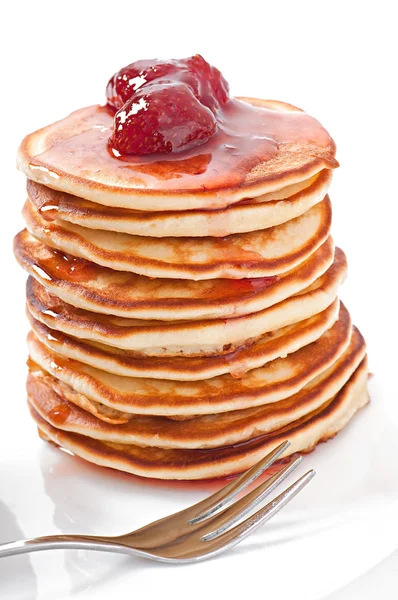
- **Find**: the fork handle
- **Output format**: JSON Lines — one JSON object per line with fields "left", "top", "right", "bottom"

{"left": 0, "top": 535, "right": 128, "bottom": 558}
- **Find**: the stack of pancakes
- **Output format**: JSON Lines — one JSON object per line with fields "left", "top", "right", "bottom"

{"left": 14, "top": 98, "right": 369, "bottom": 480}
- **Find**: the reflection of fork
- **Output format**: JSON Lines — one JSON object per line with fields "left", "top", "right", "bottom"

{"left": 0, "top": 441, "right": 314, "bottom": 563}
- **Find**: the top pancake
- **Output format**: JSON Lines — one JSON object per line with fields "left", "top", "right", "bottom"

{"left": 17, "top": 98, "right": 338, "bottom": 211}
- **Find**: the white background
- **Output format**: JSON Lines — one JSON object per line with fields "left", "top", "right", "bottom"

{"left": 0, "top": 1, "right": 397, "bottom": 598}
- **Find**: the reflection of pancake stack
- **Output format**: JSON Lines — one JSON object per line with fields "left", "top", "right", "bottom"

{"left": 14, "top": 97, "right": 369, "bottom": 480}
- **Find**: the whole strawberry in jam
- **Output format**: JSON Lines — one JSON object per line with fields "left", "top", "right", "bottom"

{"left": 109, "top": 83, "right": 217, "bottom": 155}
{"left": 106, "top": 55, "right": 229, "bottom": 155}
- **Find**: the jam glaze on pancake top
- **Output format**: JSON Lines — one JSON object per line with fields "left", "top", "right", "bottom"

{"left": 18, "top": 98, "right": 338, "bottom": 211}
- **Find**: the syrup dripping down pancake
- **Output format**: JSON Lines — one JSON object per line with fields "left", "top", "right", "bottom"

{"left": 28, "top": 358, "right": 369, "bottom": 480}
{"left": 22, "top": 196, "right": 332, "bottom": 280}
{"left": 26, "top": 303, "right": 352, "bottom": 416}
{"left": 28, "top": 299, "right": 340, "bottom": 381}
{"left": 25, "top": 249, "right": 346, "bottom": 356}
{"left": 26, "top": 170, "right": 332, "bottom": 237}
{"left": 15, "top": 230, "right": 334, "bottom": 320}
{"left": 17, "top": 99, "right": 338, "bottom": 211}
{"left": 27, "top": 326, "right": 365, "bottom": 448}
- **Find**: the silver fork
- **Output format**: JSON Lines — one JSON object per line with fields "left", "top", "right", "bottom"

{"left": 0, "top": 441, "right": 315, "bottom": 563}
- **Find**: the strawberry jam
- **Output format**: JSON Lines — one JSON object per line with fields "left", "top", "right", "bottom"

{"left": 106, "top": 55, "right": 229, "bottom": 155}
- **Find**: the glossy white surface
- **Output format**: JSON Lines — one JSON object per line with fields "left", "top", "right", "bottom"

{"left": 1, "top": 1, "right": 397, "bottom": 598}
{"left": 1, "top": 374, "right": 397, "bottom": 600}
{"left": 326, "top": 550, "right": 398, "bottom": 599}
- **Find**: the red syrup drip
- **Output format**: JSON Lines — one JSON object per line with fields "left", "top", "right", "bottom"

{"left": 48, "top": 403, "right": 71, "bottom": 426}
{"left": 32, "top": 248, "right": 97, "bottom": 283}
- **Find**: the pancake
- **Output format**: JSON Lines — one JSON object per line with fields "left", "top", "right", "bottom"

{"left": 15, "top": 230, "right": 334, "bottom": 320}
{"left": 17, "top": 99, "right": 338, "bottom": 211}
{"left": 27, "top": 363, "right": 133, "bottom": 426}
{"left": 22, "top": 196, "right": 332, "bottom": 280}
{"left": 26, "top": 304, "right": 352, "bottom": 416}
{"left": 26, "top": 170, "right": 332, "bottom": 237}
{"left": 28, "top": 358, "right": 369, "bottom": 480}
{"left": 25, "top": 249, "right": 346, "bottom": 356}
{"left": 26, "top": 325, "right": 366, "bottom": 448}
{"left": 28, "top": 298, "right": 340, "bottom": 381}
{"left": 14, "top": 69, "right": 369, "bottom": 483}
